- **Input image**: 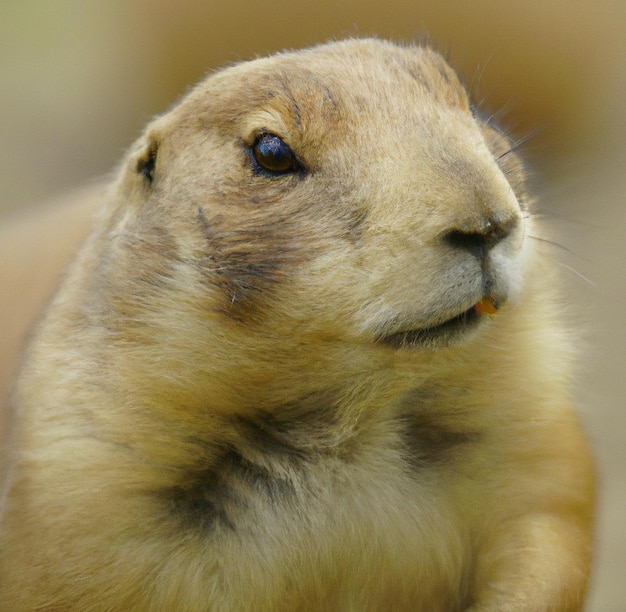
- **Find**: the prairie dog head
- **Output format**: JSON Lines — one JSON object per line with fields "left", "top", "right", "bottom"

{"left": 61, "top": 39, "right": 532, "bottom": 411}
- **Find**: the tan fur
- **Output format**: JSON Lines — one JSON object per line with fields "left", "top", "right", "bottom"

{"left": 0, "top": 39, "right": 594, "bottom": 610}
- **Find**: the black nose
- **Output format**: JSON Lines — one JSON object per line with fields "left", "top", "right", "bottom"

{"left": 444, "top": 216, "right": 518, "bottom": 260}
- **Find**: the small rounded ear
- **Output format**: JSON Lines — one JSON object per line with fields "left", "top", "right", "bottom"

{"left": 136, "top": 139, "right": 159, "bottom": 184}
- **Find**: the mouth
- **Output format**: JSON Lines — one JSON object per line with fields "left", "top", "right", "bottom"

{"left": 376, "top": 297, "right": 500, "bottom": 349}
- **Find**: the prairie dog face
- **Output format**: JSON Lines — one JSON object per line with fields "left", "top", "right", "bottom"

{"left": 91, "top": 39, "right": 530, "bottom": 401}
{"left": 1, "top": 41, "right": 594, "bottom": 612}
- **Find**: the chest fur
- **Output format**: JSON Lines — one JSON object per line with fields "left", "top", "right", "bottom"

{"left": 154, "top": 408, "right": 476, "bottom": 610}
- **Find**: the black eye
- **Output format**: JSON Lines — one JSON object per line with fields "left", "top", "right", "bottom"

{"left": 251, "top": 134, "right": 301, "bottom": 175}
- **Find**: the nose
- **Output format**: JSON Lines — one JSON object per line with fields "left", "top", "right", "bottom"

{"left": 444, "top": 214, "right": 518, "bottom": 260}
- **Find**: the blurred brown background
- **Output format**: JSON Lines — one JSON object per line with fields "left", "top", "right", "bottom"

{"left": 1, "top": 1, "right": 624, "bottom": 609}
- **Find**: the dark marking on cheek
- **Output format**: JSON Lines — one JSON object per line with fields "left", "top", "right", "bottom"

{"left": 196, "top": 206, "right": 302, "bottom": 321}
{"left": 343, "top": 207, "right": 368, "bottom": 242}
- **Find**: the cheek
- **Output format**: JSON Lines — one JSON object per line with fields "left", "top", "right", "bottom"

{"left": 193, "top": 210, "right": 306, "bottom": 323}
{"left": 285, "top": 240, "right": 434, "bottom": 337}
{"left": 191, "top": 196, "right": 353, "bottom": 327}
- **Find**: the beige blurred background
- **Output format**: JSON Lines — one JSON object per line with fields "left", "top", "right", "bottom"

{"left": 1, "top": 1, "right": 624, "bottom": 608}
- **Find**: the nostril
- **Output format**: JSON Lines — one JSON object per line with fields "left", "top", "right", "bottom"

{"left": 444, "top": 216, "right": 517, "bottom": 258}
{"left": 445, "top": 229, "right": 491, "bottom": 260}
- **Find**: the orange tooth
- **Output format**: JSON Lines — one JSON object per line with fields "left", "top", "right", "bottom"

{"left": 474, "top": 297, "right": 499, "bottom": 315}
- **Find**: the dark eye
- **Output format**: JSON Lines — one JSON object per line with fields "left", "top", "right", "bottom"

{"left": 251, "top": 134, "right": 301, "bottom": 175}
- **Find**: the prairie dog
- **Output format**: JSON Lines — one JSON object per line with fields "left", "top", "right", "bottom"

{"left": 0, "top": 39, "right": 594, "bottom": 610}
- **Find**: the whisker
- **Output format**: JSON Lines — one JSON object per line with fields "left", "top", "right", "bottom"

{"left": 534, "top": 211, "right": 620, "bottom": 233}
{"left": 527, "top": 234, "right": 594, "bottom": 263}
{"left": 497, "top": 126, "right": 546, "bottom": 160}
{"left": 539, "top": 253, "right": 597, "bottom": 288}
{"left": 469, "top": 54, "right": 494, "bottom": 102}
